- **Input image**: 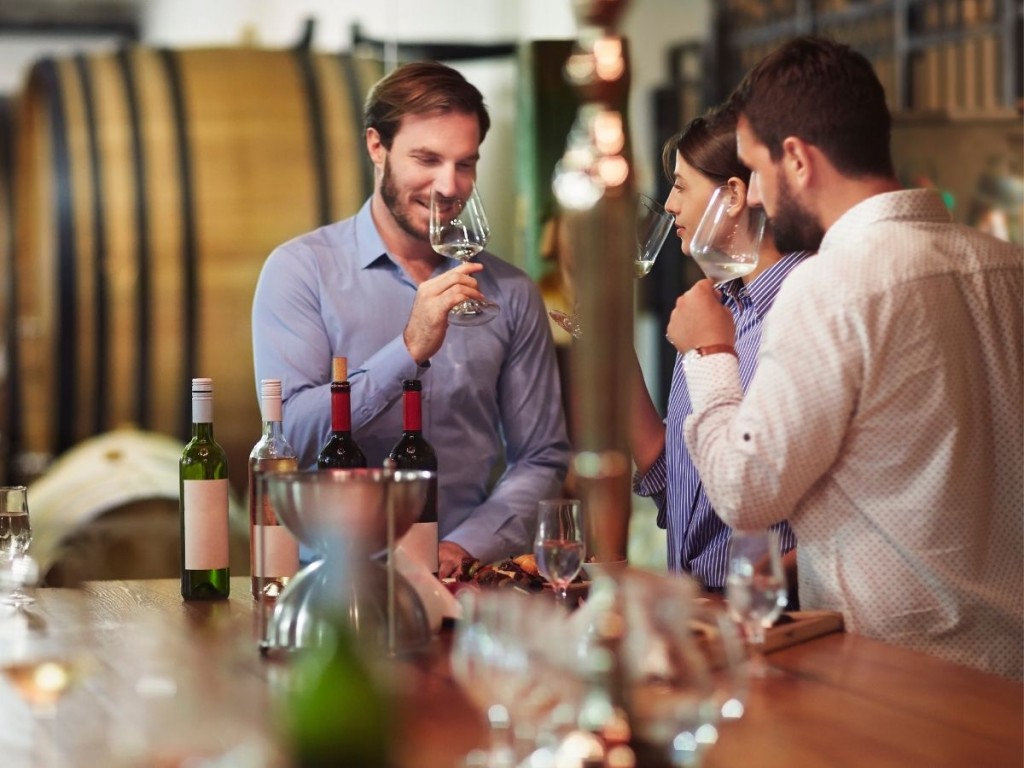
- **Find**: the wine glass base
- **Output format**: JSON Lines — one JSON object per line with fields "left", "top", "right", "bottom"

{"left": 449, "top": 300, "right": 498, "bottom": 327}
{"left": 2, "top": 592, "right": 35, "bottom": 607}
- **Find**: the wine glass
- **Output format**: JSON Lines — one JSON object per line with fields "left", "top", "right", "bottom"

{"left": 429, "top": 185, "right": 498, "bottom": 326}
{"left": 0, "top": 587, "right": 95, "bottom": 765}
{"left": 0, "top": 486, "right": 36, "bottom": 606}
{"left": 534, "top": 499, "right": 584, "bottom": 605}
{"left": 634, "top": 193, "right": 674, "bottom": 278}
{"left": 689, "top": 185, "right": 766, "bottom": 286}
{"left": 451, "top": 589, "right": 527, "bottom": 768}
{"left": 548, "top": 192, "right": 673, "bottom": 339}
{"left": 725, "top": 529, "right": 788, "bottom": 678}
{"left": 618, "top": 571, "right": 720, "bottom": 767}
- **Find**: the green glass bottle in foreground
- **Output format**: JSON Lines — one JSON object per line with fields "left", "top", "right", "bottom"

{"left": 285, "top": 536, "right": 391, "bottom": 767}
{"left": 180, "top": 377, "right": 230, "bottom": 600}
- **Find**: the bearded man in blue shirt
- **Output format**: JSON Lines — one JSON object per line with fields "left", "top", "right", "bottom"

{"left": 252, "top": 61, "right": 570, "bottom": 578}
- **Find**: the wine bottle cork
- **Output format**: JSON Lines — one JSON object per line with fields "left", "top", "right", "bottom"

{"left": 331, "top": 357, "right": 348, "bottom": 383}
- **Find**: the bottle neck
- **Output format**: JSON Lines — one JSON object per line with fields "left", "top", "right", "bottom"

{"left": 262, "top": 394, "right": 285, "bottom": 439}
{"left": 192, "top": 395, "right": 214, "bottom": 439}
{"left": 262, "top": 419, "right": 286, "bottom": 441}
{"left": 331, "top": 382, "right": 353, "bottom": 433}
{"left": 402, "top": 389, "right": 422, "bottom": 433}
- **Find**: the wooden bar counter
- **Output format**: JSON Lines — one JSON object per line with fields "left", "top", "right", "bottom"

{"left": 0, "top": 578, "right": 1019, "bottom": 767}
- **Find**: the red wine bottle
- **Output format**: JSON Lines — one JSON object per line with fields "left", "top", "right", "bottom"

{"left": 317, "top": 357, "right": 367, "bottom": 470}
{"left": 388, "top": 379, "right": 438, "bottom": 575}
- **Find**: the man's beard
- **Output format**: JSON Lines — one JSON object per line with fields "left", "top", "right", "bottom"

{"left": 380, "top": 157, "right": 428, "bottom": 241}
{"left": 770, "top": 173, "right": 825, "bottom": 254}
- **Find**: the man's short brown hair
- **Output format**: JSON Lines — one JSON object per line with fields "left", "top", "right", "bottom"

{"left": 364, "top": 60, "right": 490, "bottom": 149}
{"left": 730, "top": 36, "right": 894, "bottom": 179}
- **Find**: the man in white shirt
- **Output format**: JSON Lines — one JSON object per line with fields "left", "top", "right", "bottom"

{"left": 666, "top": 36, "right": 1023, "bottom": 679}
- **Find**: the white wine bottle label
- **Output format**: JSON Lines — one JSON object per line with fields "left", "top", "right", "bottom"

{"left": 183, "top": 479, "right": 229, "bottom": 569}
{"left": 254, "top": 524, "right": 299, "bottom": 578}
{"left": 400, "top": 521, "right": 439, "bottom": 574}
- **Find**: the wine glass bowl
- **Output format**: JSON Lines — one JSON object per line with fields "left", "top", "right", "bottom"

{"left": 689, "top": 185, "right": 766, "bottom": 285}
{"left": 635, "top": 193, "right": 674, "bottom": 278}
{"left": 725, "top": 529, "right": 788, "bottom": 678}
{"left": 429, "top": 185, "right": 498, "bottom": 326}
{"left": 534, "top": 499, "right": 585, "bottom": 605}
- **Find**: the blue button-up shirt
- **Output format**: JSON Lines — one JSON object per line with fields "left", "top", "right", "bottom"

{"left": 635, "top": 251, "right": 810, "bottom": 587}
{"left": 252, "top": 200, "right": 571, "bottom": 564}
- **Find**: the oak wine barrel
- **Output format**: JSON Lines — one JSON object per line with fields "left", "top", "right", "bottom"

{"left": 9, "top": 46, "right": 382, "bottom": 489}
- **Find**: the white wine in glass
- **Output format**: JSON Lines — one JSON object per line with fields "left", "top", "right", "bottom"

{"left": 0, "top": 486, "right": 35, "bottom": 606}
{"left": 534, "top": 498, "right": 584, "bottom": 605}
{"left": 429, "top": 185, "right": 498, "bottom": 326}
{"left": 689, "top": 185, "right": 766, "bottom": 285}
{"left": 634, "top": 193, "right": 674, "bottom": 278}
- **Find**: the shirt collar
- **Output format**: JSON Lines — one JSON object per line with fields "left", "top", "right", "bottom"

{"left": 822, "top": 188, "right": 951, "bottom": 253}
{"left": 353, "top": 198, "right": 457, "bottom": 279}
{"left": 720, "top": 250, "right": 814, "bottom": 315}
{"left": 354, "top": 198, "right": 392, "bottom": 270}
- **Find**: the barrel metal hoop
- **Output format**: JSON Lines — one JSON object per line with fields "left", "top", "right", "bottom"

{"left": 115, "top": 47, "right": 152, "bottom": 431}
{"left": 293, "top": 48, "right": 331, "bottom": 227}
{"left": 156, "top": 47, "right": 197, "bottom": 442}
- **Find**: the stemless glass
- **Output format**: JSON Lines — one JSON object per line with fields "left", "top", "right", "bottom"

{"left": 689, "top": 185, "right": 766, "bottom": 286}
{"left": 0, "top": 486, "right": 36, "bottom": 606}
{"left": 725, "top": 529, "right": 788, "bottom": 678}
{"left": 534, "top": 499, "right": 585, "bottom": 605}
{"left": 429, "top": 185, "right": 498, "bottom": 326}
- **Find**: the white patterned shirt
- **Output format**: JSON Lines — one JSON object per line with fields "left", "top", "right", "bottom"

{"left": 684, "top": 189, "right": 1024, "bottom": 680}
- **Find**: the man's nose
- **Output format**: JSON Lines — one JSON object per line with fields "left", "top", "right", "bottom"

{"left": 432, "top": 165, "right": 460, "bottom": 197}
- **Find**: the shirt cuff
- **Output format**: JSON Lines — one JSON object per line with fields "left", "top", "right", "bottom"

{"left": 685, "top": 352, "right": 743, "bottom": 412}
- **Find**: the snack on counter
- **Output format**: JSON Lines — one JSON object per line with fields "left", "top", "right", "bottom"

{"left": 450, "top": 553, "right": 582, "bottom": 592}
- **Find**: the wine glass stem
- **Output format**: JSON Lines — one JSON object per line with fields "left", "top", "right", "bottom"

{"left": 486, "top": 705, "right": 516, "bottom": 768}
{"left": 746, "top": 623, "right": 769, "bottom": 678}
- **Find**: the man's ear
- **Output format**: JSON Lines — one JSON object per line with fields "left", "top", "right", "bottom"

{"left": 366, "top": 127, "right": 386, "bottom": 169}
{"left": 781, "top": 136, "right": 813, "bottom": 190}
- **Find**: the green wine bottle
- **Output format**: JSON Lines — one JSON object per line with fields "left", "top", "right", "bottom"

{"left": 317, "top": 357, "right": 367, "bottom": 470}
{"left": 286, "top": 537, "right": 391, "bottom": 767}
{"left": 180, "top": 377, "right": 230, "bottom": 600}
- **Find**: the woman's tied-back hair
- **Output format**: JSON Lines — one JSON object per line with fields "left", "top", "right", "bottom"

{"left": 729, "top": 36, "right": 894, "bottom": 179}
{"left": 662, "top": 103, "right": 750, "bottom": 186}
{"left": 364, "top": 60, "right": 491, "bottom": 150}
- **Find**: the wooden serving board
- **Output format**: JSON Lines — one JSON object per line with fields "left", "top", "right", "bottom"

{"left": 764, "top": 610, "right": 845, "bottom": 653}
